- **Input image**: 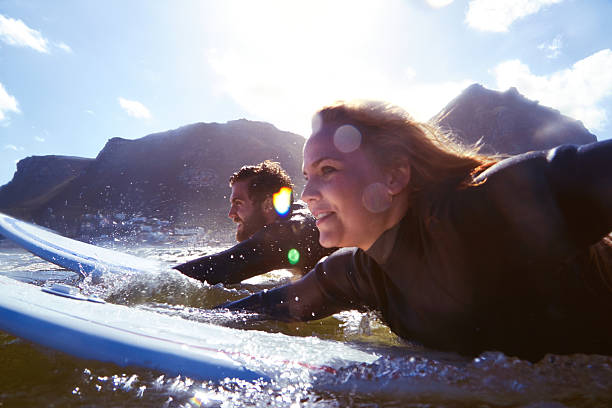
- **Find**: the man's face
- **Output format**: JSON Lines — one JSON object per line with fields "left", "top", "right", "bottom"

{"left": 228, "top": 179, "right": 267, "bottom": 242}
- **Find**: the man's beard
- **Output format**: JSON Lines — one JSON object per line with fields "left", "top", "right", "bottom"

{"left": 235, "top": 206, "right": 267, "bottom": 242}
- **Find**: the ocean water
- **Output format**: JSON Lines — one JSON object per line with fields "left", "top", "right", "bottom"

{"left": 1, "top": 241, "right": 611, "bottom": 407}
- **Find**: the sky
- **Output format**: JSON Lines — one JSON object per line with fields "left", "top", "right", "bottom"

{"left": 0, "top": 0, "right": 611, "bottom": 186}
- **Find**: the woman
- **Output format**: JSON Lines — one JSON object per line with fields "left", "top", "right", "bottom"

{"left": 219, "top": 100, "right": 612, "bottom": 361}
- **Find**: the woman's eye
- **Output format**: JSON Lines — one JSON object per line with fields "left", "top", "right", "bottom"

{"left": 321, "top": 166, "right": 336, "bottom": 175}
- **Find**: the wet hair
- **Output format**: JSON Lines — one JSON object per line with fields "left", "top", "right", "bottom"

{"left": 229, "top": 160, "right": 294, "bottom": 205}
{"left": 312, "top": 100, "right": 499, "bottom": 194}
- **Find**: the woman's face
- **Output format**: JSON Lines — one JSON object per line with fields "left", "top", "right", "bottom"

{"left": 302, "top": 123, "right": 393, "bottom": 250}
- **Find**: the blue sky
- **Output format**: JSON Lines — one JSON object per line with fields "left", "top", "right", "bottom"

{"left": 1, "top": 0, "right": 611, "bottom": 186}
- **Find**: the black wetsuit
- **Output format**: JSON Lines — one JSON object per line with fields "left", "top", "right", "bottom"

{"left": 220, "top": 141, "right": 612, "bottom": 361}
{"left": 174, "top": 201, "right": 336, "bottom": 284}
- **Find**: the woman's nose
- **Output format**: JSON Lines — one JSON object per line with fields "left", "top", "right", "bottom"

{"left": 301, "top": 179, "right": 319, "bottom": 203}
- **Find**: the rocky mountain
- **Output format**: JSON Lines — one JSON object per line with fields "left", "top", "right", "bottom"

{"left": 0, "top": 155, "right": 93, "bottom": 211}
{"left": 0, "top": 119, "right": 305, "bottom": 240}
{"left": 432, "top": 84, "right": 597, "bottom": 155}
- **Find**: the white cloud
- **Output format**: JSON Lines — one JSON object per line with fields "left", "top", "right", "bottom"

{"left": 538, "top": 34, "right": 562, "bottom": 59}
{"left": 118, "top": 97, "right": 152, "bottom": 119}
{"left": 0, "top": 13, "right": 49, "bottom": 52}
{"left": 493, "top": 49, "right": 612, "bottom": 132}
{"left": 0, "top": 82, "right": 20, "bottom": 122}
{"left": 35, "top": 136, "right": 45, "bottom": 142}
{"left": 4, "top": 144, "right": 23, "bottom": 151}
{"left": 465, "top": 0, "right": 563, "bottom": 32}
{"left": 55, "top": 41, "right": 72, "bottom": 53}
{"left": 426, "top": 0, "right": 454, "bottom": 8}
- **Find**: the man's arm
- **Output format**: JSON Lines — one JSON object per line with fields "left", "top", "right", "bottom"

{"left": 175, "top": 205, "right": 335, "bottom": 285}
{"left": 173, "top": 224, "right": 293, "bottom": 284}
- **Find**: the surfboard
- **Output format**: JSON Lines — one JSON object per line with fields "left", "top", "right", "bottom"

{"left": 0, "top": 275, "right": 378, "bottom": 382}
{"left": 0, "top": 213, "right": 379, "bottom": 381}
{"left": 0, "top": 212, "right": 165, "bottom": 277}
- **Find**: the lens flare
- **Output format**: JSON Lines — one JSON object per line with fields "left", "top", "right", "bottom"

{"left": 333, "top": 124, "right": 362, "bottom": 153}
{"left": 288, "top": 248, "right": 300, "bottom": 265}
{"left": 311, "top": 113, "right": 323, "bottom": 135}
{"left": 362, "top": 182, "right": 392, "bottom": 213}
{"left": 273, "top": 187, "right": 292, "bottom": 216}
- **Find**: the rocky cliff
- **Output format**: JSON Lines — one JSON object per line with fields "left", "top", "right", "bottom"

{"left": 0, "top": 155, "right": 93, "bottom": 211}
{"left": 0, "top": 119, "right": 305, "bottom": 240}
{"left": 432, "top": 84, "right": 597, "bottom": 154}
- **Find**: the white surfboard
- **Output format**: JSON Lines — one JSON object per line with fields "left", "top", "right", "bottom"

{"left": 0, "top": 213, "right": 379, "bottom": 382}
{"left": 0, "top": 275, "right": 378, "bottom": 382}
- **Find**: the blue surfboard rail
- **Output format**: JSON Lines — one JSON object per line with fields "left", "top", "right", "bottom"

{"left": 0, "top": 212, "right": 165, "bottom": 276}
{"left": 0, "top": 275, "right": 267, "bottom": 381}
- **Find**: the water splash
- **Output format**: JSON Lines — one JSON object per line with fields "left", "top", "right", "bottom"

{"left": 322, "top": 351, "right": 612, "bottom": 406}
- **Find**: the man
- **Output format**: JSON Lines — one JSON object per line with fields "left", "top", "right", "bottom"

{"left": 174, "top": 160, "right": 335, "bottom": 284}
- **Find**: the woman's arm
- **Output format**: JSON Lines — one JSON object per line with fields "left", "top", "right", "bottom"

{"left": 215, "top": 248, "right": 364, "bottom": 321}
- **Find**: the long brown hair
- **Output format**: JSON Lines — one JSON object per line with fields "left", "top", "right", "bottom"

{"left": 315, "top": 100, "right": 612, "bottom": 283}
{"left": 313, "top": 100, "right": 499, "bottom": 195}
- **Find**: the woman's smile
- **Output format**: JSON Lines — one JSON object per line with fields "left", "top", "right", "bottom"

{"left": 314, "top": 210, "right": 335, "bottom": 227}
